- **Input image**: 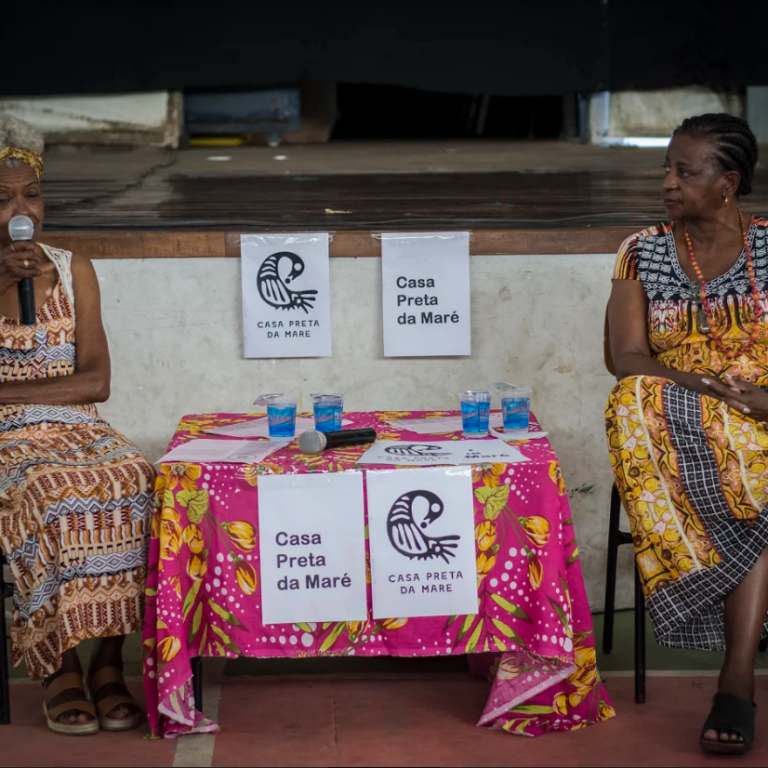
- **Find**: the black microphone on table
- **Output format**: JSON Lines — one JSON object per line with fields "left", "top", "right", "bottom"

{"left": 299, "top": 427, "right": 377, "bottom": 455}
{"left": 8, "top": 216, "right": 36, "bottom": 326}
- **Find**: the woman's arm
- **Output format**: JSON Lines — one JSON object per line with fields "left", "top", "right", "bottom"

{"left": 608, "top": 279, "right": 714, "bottom": 395}
{"left": 0, "top": 253, "right": 110, "bottom": 405}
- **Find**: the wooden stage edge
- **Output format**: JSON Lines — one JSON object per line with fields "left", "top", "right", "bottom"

{"left": 43, "top": 228, "right": 634, "bottom": 260}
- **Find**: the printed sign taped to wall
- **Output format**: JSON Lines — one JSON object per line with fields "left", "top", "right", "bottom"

{"left": 381, "top": 232, "right": 471, "bottom": 357}
{"left": 258, "top": 472, "right": 368, "bottom": 625}
{"left": 241, "top": 233, "right": 332, "bottom": 358}
{"left": 367, "top": 467, "right": 479, "bottom": 620}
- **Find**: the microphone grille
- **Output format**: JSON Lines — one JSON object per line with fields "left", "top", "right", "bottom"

{"left": 298, "top": 430, "right": 326, "bottom": 455}
{"left": 9, "top": 215, "right": 34, "bottom": 242}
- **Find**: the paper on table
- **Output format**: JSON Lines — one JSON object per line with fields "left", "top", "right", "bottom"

{"left": 490, "top": 427, "right": 549, "bottom": 442}
{"left": 205, "top": 416, "right": 351, "bottom": 438}
{"left": 156, "top": 439, "right": 284, "bottom": 466}
{"left": 383, "top": 413, "right": 503, "bottom": 434}
{"left": 357, "top": 439, "right": 528, "bottom": 467}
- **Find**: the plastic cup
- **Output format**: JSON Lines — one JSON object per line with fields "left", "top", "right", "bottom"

{"left": 502, "top": 389, "right": 532, "bottom": 436}
{"left": 460, "top": 391, "right": 491, "bottom": 437}
{"left": 266, "top": 397, "right": 297, "bottom": 439}
{"left": 312, "top": 394, "right": 344, "bottom": 433}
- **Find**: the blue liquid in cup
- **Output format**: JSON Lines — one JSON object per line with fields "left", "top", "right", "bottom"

{"left": 313, "top": 401, "right": 343, "bottom": 433}
{"left": 267, "top": 404, "right": 297, "bottom": 439}
{"left": 502, "top": 396, "right": 531, "bottom": 433}
{"left": 461, "top": 400, "right": 491, "bottom": 436}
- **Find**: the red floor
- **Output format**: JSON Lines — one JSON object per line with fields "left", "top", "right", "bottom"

{"left": 3, "top": 675, "right": 768, "bottom": 767}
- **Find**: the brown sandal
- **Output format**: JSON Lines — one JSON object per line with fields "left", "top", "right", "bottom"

{"left": 88, "top": 666, "right": 142, "bottom": 732}
{"left": 43, "top": 672, "right": 99, "bottom": 736}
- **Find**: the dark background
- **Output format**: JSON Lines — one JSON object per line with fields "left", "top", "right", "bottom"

{"left": 6, "top": 0, "right": 766, "bottom": 98}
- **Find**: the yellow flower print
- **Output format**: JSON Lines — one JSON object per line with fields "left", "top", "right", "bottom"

{"left": 243, "top": 463, "right": 282, "bottom": 486}
{"left": 548, "top": 461, "right": 567, "bottom": 496}
{"left": 225, "top": 521, "right": 256, "bottom": 552}
{"left": 160, "top": 514, "right": 183, "bottom": 562}
{"left": 378, "top": 411, "right": 411, "bottom": 420}
{"left": 381, "top": 618, "right": 408, "bottom": 630}
{"left": 527, "top": 551, "right": 544, "bottom": 590}
{"left": 159, "top": 635, "right": 182, "bottom": 663}
{"left": 553, "top": 692, "right": 568, "bottom": 716}
{"left": 166, "top": 463, "right": 201, "bottom": 493}
{"left": 346, "top": 621, "right": 370, "bottom": 642}
{"left": 187, "top": 553, "right": 208, "bottom": 582}
{"left": 497, "top": 656, "right": 523, "bottom": 681}
{"left": 477, "top": 552, "right": 496, "bottom": 578}
{"left": 568, "top": 686, "right": 590, "bottom": 709}
{"left": 182, "top": 523, "right": 205, "bottom": 554}
{"left": 522, "top": 516, "right": 552, "bottom": 548}
{"left": 475, "top": 521, "right": 497, "bottom": 552}
{"left": 235, "top": 560, "right": 258, "bottom": 595}
{"left": 169, "top": 575, "right": 182, "bottom": 599}
{"left": 473, "top": 463, "right": 506, "bottom": 488}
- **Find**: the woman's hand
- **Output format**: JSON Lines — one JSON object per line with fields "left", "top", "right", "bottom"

{"left": 0, "top": 241, "right": 42, "bottom": 295}
{"left": 703, "top": 374, "right": 768, "bottom": 420}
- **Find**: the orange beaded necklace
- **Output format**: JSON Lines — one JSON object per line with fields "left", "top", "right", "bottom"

{"left": 684, "top": 211, "right": 764, "bottom": 361}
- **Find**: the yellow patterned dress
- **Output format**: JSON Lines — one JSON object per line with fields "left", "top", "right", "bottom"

{"left": 606, "top": 218, "right": 768, "bottom": 650}
{"left": 0, "top": 246, "right": 155, "bottom": 679}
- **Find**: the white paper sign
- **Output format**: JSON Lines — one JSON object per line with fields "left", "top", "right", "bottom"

{"left": 382, "top": 232, "right": 471, "bottom": 357}
{"left": 258, "top": 472, "right": 367, "bottom": 625}
{"left": 241, "top": 233, "right": 332, "bottom": 358}
{"left": 156, "top": 439, "right": 284, "bottom": 466}
{"left": 367, "top": 467, "right": 479, "bottom": 619}
{"left": 357, "top": 439, "right": 528, "bottom": 466}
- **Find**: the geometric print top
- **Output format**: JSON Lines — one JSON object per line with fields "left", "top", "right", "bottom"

{"left": 613, "top": 216, "right": 768, "bottom": 384}
{"left": 0, "top": 244, "right": 102, "bottom": 432}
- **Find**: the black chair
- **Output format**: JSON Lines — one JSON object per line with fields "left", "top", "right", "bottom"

{"left": 1, "top": 552, "right": 11, "bottom": 724}
{"left": 603, "top": 484, "right": 646, "bottom": 704}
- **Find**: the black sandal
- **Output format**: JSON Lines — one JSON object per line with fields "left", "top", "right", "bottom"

{"left": 700, "top": 692, "right": 756, "bottom": 755}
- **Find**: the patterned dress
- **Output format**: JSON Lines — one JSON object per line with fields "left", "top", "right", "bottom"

{"left": 0, "top": 246, "right": 155, "bottom": 679}
{"left": 606, "top": 217, "right": 768, "bottom": 651}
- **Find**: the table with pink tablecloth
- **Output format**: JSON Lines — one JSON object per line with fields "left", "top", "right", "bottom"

{"left": 143, "top": 411, "right": 614, "bottom": 739}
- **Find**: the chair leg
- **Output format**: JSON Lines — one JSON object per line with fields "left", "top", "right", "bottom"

{"left": 191, "top": 657, "right": 203, "bottom": 713}
{"left": 602, "top": 484, "right": 622, "bottom": 654}
{"left": 0, "top": 579, "right": 10, "bottom": 725}
{"left": 634, "top": 566, "right": 646, "bottom": 705}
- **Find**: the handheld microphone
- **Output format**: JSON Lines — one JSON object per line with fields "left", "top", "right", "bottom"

{"left": 8, "top": 216, "right": 35, "bottom": 326}
{"left": 299, "top": 427, "right": 377, "bottom": 455}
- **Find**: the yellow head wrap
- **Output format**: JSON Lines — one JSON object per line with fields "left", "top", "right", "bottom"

{"left": 0, "top": 147, "right": 44, "bottom": 180}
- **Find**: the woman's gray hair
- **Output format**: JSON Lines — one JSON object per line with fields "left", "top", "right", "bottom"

{"left": 0, "top": 114, "right": 44, "bottom": 168}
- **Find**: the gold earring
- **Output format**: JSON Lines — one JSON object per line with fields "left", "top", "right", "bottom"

{"left": 724, "top": 194, "right": 729, "bottom": 205}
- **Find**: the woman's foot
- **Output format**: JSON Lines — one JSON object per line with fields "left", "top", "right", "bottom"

{"left": 43, "top": 649, "right": 95, "bottom": 726}
{"left": 701, "top": 676, "right": 755, "bottom": 751}
{"left": 87, "top": 637, "right": 141, "bottom": 728}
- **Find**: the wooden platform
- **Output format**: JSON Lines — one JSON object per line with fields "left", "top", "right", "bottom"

{"left": 39, "top": 141, "right": 768, "bottom": 258}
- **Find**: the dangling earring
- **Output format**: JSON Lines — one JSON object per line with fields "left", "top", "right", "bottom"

{"left": 724, "top": 194, "right": 730, "bottom": 205}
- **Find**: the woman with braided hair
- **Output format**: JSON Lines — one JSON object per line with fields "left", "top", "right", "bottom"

{"left": 0, "top": 114, "right": 154, "bottom": 735}
{"left": 607, "top": 113, "right": 768, "bottom": 754}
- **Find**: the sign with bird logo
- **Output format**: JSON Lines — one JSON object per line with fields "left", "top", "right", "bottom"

{"left": 241, "top": 233, "right": 332, "bottom": 358}
{"left": 366, "top": 467, "right": 479, "bottom": 619}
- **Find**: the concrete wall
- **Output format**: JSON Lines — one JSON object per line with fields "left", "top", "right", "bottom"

{"left": 95, "top": 254, "right": 628, "bottom": 609}
{"left": 590, "top": 86, "right": 745, "bottom": 144}
{"left": 0, "top": 92, "right": 181, "bottom": 147}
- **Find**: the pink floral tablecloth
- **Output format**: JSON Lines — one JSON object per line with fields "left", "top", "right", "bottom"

{"left": 143, "top": 411, "right": 614, "bottom": 739}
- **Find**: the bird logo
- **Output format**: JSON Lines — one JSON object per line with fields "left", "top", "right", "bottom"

{"left": 384, "top": 444, "right": 446, "bottom": 457}
{"left": 387, "top": 490, "right": 460, "bottom": 564}
{"left": 257, "top": 251, "right": 318, "bottom": 314}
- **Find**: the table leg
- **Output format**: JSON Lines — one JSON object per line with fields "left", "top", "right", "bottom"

{"left": 191, "top": 657, "right": 204, "bottom": 713}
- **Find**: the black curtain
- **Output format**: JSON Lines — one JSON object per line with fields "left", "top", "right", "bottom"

{"left": 4, "top": 0, "right": 766, "bottom": 97}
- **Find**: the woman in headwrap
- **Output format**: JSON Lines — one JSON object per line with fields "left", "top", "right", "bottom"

{"left": 0, "top": 114, "right": 154, "bottom": 735}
